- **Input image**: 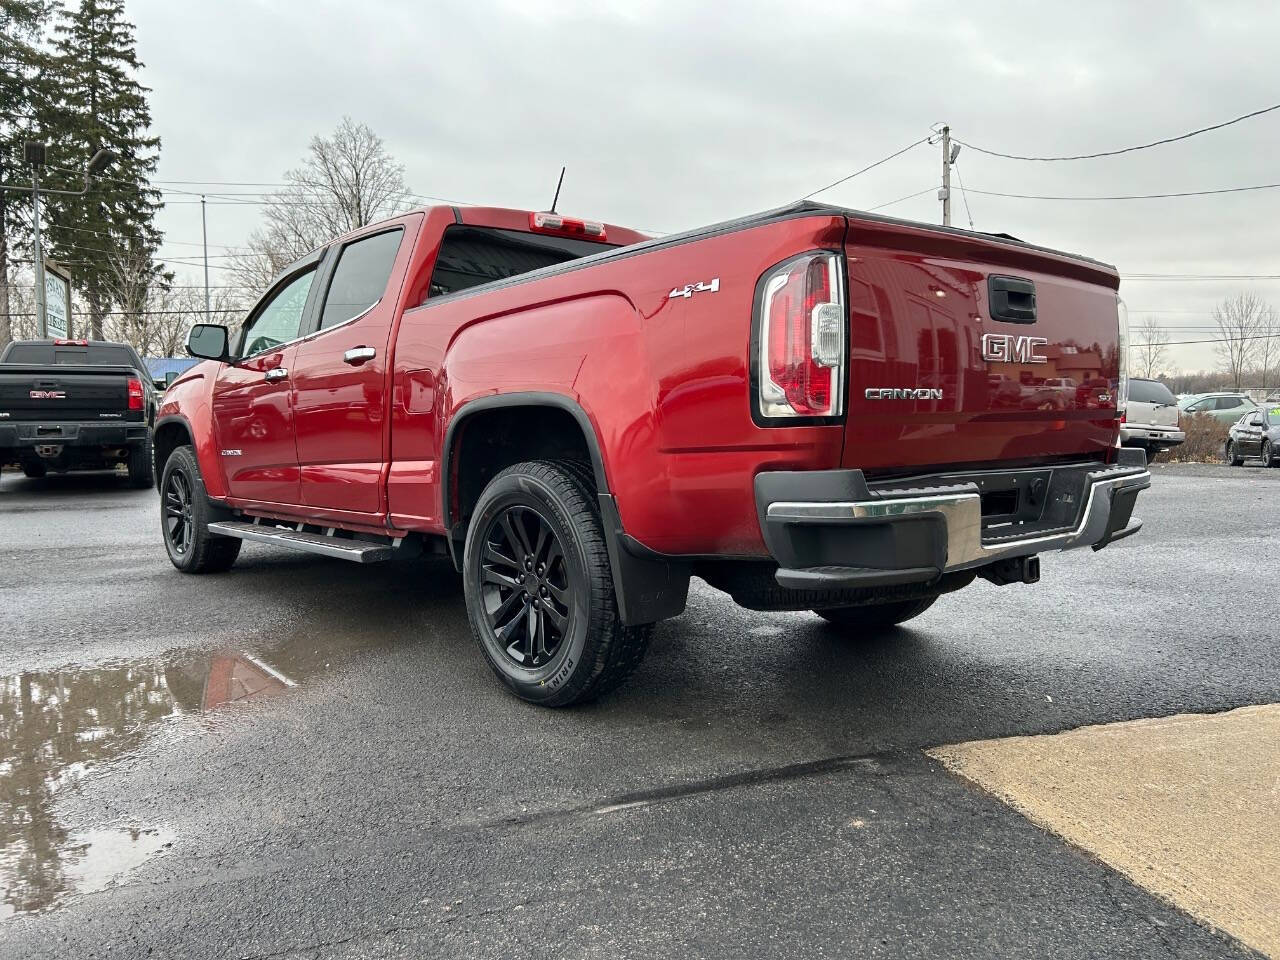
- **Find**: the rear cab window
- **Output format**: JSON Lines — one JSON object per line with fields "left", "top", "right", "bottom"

{"left": 1128, "top": 380, "right": 1176, "bottom": 405}
{"left": 424, "top": 226, "right": 617, "bottom": 300}
{"left": 2, "top": 343, "right": 141, "bottom": 367}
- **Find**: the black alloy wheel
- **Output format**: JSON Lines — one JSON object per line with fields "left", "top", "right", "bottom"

{"left": 159, "top": 445, "right": 240, "bottom": 573}
{"left": 479, "top": 504, "right": 572, "bottom": 668}
{"left": 462, "top": 460, "right": 654, "bottom": 706}
{"left": 163, "top": 468, "right": 194, "bottom": 555}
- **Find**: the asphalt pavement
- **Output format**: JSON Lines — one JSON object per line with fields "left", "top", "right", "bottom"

{"left": 1, "top": 461, "right": 1277, "bottom": 958}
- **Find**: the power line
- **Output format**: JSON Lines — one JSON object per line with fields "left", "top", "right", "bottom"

{"left": 965, "top": 181, "right": 1280, "bottom": 201}
{"left": 952, "top": 163, "right": 976, "bottom": 230}
{"left": 1121, "top": 273, "right": 1280, "bottom": 281}
{"left": 1134, "top": 332, "right": 1280, "bottom": 347}
{"left": 864, "top": 186, "right": 936, "bottom": 211}
{"left": 800, "top": 137, "right": 931, "bottom": 200}
{"left": 956, "top": 102, "right": 1280, "bottom": 161}
{"left": 1, "top": 307, "right": 243, "bottom": 318}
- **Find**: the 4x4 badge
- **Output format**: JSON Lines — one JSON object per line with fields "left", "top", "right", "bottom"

{"left": 668, "top": 278, "right": 719, "bottom": 299}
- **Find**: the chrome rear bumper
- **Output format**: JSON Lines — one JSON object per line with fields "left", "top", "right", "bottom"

{"left": 755, "top": 453, "right": 1151, "bottom": 591}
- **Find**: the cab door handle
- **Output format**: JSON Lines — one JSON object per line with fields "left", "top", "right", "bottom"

{"left": 344, "top": 346, "right": 376, "bottom": 366}
{"left": 264, "top": 367, "right": 289, "bottom": 382}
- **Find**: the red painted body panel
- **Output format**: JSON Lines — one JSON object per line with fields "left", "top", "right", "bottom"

{"left": 166, "top": 203, "right": 1123, "bottom": 562}
{"left": 839, "top": 219, "right": 1121, "bottom": 472}
{"left": 292, "top": 214, "right": 423, "bottom": 519}
{"left": 210, "top": 346, "right": 299, "bottom": 504}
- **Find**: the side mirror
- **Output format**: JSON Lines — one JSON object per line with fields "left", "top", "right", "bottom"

{"left": 153, "top": 377, "right": 168, "bottom": 391}
{"left": 187, "top": 323, "right": 233, "bottom": 363}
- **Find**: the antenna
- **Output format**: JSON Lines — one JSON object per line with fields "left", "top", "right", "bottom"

{"left": 550, "top": 166, "right": 565, "bottom": 213}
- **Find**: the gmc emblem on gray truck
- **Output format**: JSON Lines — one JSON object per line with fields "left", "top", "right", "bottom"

{"left": 981, "top": 333, "right": 1049, "bottom": 364}
{"left": 865, "top": 387, "right": 944, "bottom": 400}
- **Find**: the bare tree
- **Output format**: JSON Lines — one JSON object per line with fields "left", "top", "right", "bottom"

{"left": 103, "top": 247, "right": 169, "bottom": 355}
{"left": 4, "top": 267, "right": 38, "bottom": 340}
{"left": 1213, "top": 292, "right": 1265, "bottom": 390}
{"left": 1131, "top": 315, "right": 1168, "bottom": 379}
{"left": 1255, "top": 303, "right": 1279, "bottom": 393}
{"left": 100, "top": 248, "right": 246, "bottom": 356}
{"left": 231, "top": 117, "right": 410, "bottom": 294}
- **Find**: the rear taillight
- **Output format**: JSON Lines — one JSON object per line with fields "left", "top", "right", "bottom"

{"left": 529, "top": 211, "right": 607, "bottom": 241}
{"left": 756, "top": 251, "right": 846, "bottom": 420}
{"left": 1115, "top": 295, "right": 1129, "bottom": 419}
{"left": 127, "top": 377, "right": 144, "bottom": 411}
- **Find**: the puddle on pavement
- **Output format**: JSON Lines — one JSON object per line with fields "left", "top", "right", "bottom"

{"left": 0, "top": 629, "right": 393, "bottom": 918}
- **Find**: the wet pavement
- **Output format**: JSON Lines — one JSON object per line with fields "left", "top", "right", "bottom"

{"left": 0, "top": 462, "right": 1277, "bottom": 958}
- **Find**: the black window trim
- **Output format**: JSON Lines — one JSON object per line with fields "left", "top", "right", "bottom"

{"left": 298, "top": 225, "right": 406, "bottom": 343}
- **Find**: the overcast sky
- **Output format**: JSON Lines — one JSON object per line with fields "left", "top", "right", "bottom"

{"left": 127, "top": 0, "right": 1280, "bottom": 372}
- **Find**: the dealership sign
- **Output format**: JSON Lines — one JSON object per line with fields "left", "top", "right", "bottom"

{"left": 44, "top": 261, "right": 72, "bottom": 339}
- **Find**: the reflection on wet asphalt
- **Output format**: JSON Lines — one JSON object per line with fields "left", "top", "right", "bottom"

{"left": 0, "top": 624, "right": 398, "bottom": 917}
{"left": 2, "top": 465, "right": 1279, "bottom": 959}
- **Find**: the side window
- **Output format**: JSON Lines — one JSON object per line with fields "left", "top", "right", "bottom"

{"left": 1219, "top": 397, "right": 1242, "bottom": 410}
{"left": 1247, "top": 412, "right": 1263, "bottom": 425}
{"left": 318, "top": 229, "right": 403, "bottom": 330}
{"left": 242, "top": 268, "right": 317, "bottom": 357}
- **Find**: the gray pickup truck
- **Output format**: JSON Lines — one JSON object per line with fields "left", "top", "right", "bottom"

{"left": 0, "top": 339, "right": 158, "bottom": 486}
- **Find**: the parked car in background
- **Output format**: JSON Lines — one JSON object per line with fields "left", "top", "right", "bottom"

{"left": 1177, "top": 392, "right": 1258, "bottom": 425}
{"left": 1225, "top": 404, "right": 1280, "bottom": 467}
{"left": 0, "top": 338, "right": 159, "bottom": 486}
{"left": 1121, "top": 378, "right": 1184, "bottom": 458}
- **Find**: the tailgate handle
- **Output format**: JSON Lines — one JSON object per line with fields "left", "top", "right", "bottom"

{"left": 988, "top": 275, "right": 1037, "bottom": 324}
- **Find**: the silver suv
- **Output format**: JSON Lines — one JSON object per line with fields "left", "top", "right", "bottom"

{"left": 1122, "top": 378, "right": 1184, "bottom": 458}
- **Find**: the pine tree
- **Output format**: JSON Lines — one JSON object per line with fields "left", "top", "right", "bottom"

{"left": 0, "top": 0, "right": 56, "bottom": 349}
{"left": 41, "top": 0, "right": 163, "bottom": 340}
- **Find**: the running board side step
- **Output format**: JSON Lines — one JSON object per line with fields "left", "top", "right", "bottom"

{"left": 207, "top": 520, "right": 395, "bottom": 563}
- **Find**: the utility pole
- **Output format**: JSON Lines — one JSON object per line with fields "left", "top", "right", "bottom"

{"left": 939, "top": 125, "right": 952, "bottom": 227}
{"left": 201, "top": 194, "right": 210, "bottom": 322}
{"left": 27, "top": 143, "right": 48, "bottom": 337}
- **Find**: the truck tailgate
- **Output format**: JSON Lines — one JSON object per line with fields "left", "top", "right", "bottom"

{"left": 841, "top": 217, "right": 1121, "bottom": 472}
{"left": 0, "top": 365, "right": 135, "bottom": 422}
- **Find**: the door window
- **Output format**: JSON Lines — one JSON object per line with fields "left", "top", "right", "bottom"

{"left": 241, "top": 268, "right": 317, "bottom": 357}
{"left": 318, "top": 229, "right": 403, "bottom": 330}
{"left": 1217, "top": 397, "right": 1243, "bottom": 410}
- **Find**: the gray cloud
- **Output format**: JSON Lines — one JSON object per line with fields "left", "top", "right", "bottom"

{"left": 133, "top": 0, "right": 1280, "bottom": 371}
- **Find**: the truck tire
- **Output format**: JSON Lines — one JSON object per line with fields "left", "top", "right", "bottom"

{"left": 462, "top": 459, "right": 652, "bottom": 706}
{"left": 815, "top": 596, "right": 938, "bottom": 632}
{"left": 160, "top": 444, "right": 241, "bottom": 574}
{"left": 21, "top": 462, "right": 47, "bottom": 479}
{"left": 127, "top": 435, "right": 155, "bottom": 488}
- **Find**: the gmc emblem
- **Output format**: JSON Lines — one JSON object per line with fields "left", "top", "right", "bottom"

{"left": 29, "top": 389, "right": 67, "bottom": 399}
{"left": 981, "top": 333, "right": 1048, "bottom": 364}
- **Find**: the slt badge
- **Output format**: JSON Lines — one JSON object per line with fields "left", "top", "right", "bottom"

{"left": 668, "top": 278, "right": 719, "bottom": 299}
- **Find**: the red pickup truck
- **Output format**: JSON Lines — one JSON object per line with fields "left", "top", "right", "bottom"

{"left": 157, "top": 201, "right": 1150, "bottom": 705}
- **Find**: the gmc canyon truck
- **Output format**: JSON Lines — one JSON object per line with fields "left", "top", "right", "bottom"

{"left": 0, "top": 338, "right": 158, "bottom": 486}
{"left": 156, "top": 202, "right": 1150, "bottom": 705}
